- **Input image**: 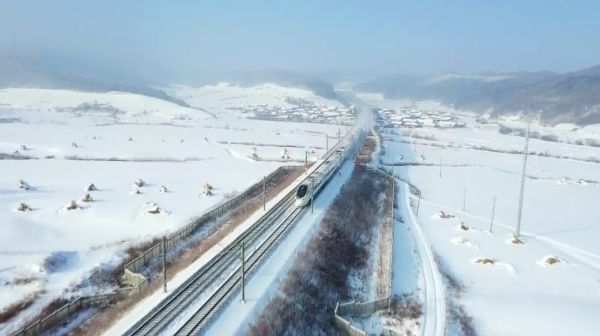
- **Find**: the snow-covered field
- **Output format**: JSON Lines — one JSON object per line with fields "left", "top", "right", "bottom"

{"left": 0, "top": 84, "right": 345, "bottom": 331}
{"left": 361, "top": 94, "right": 600, "bottom": 336}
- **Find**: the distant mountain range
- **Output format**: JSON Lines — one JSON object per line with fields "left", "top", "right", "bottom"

{"left": 0, "top": 53, "right": 194, "bottom": 107}
{"left": 0, "top": 55, "right": 338, "bottom": 106}
{"left": 355, "top": 65, "right": 600, "bottom": 125}
{"left": 219, "top": 69, "right": 339, "bottom": 100}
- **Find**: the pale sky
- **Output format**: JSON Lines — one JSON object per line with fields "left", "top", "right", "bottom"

{"left": 1, "top": 0, "right": 599, "bottom": 81}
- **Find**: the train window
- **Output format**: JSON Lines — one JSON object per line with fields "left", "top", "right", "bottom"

{"left": 296, "top": 185, "right": 308, "bottom": 198}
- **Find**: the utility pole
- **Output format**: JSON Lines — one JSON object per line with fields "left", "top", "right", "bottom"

{"left": 515, "top": 119, "right": 531, "bottom": 238}
{"left": 162, "top": 236, "right": 167, "bottom": 293}
{"left": 262, "top": 176, "right": 266, "bottom": 211}
{"left": 310, "top": 177, "right": 314, "bottom": 214}
{"left": 304, "top": 150, "right": 308, "bottom": 174}
{"left": 337, "top": 151, "right": 341, "bottom": 176}
{"left": 439, "top": 156, "right": 442, "bottom": 178}
{"left": 416, "top": 194, "right": 422, "bottom": 215}
{"left": 240, "top": 242, "right": 245, "bottom": 303}
{"left": 489, "top": 197, "right": 496, "bottom": 233}
{"left": 326, "top": 134, "right": 329, "bottom": 153}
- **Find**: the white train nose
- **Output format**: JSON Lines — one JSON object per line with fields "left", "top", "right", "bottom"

{"left": 295, "top": 184, "right": 311, "bottom": 207}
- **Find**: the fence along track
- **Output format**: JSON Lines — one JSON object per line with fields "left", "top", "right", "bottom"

{"left": 124, "top": 195, "right": 295, "bottom": 335}
{"left": 126, "top": 129, "right": 364, "bottom": 336}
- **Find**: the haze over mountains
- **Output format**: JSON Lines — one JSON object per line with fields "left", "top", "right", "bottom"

{"left": 356, "top": 64, "right": 600, "bottom": 125}
{"left": 0, "top": 54, "right": 339, "bottom": 105}
{"left": 3, "top": 52, "right": 599, "bottom": 126}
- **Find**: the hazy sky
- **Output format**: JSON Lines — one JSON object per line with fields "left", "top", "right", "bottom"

{"left": 1, "top": 0, "right": 599, "bottom": 80}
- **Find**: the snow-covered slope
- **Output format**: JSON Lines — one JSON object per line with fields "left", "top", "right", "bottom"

{"left": 365, "top": 95, "right": 600, "bottom": 336}
{"left": 0, "top": 84, "right": 345, "bottom": 332}
{"left": 168, "top": 82, "right": 343, "bottom": 118}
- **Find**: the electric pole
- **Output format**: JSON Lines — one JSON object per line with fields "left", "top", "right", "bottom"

{"left": 162, "top": 236, "right": 167, "bottom": 293}
{"left": 310, "top": 177, "right": 314, "bottom": 214}
{"left": 515, "top": 119, "right": 531, "bottom": 238}
{"left": 326, "top": 134, "right": 329, "bottom": 153}
{"left": 304, "top": 150, "right": 308, "bottom": 174}
{"left": 439, "top": 156, "right": 442, "bottom": 178}
{"left": 240, "top": 242, "right": 245, "bottom": 303}
{"left": 262, "top": 176, "right": 266, "bottom": 211}
{"left": 489, "top": 197, "right": 496, "bottom": 233}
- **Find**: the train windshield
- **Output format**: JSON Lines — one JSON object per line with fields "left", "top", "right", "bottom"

{"left": 296, "top": 184, "right": 308, "bottom": 198}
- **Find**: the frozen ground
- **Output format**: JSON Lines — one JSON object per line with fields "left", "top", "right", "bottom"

{"left": 0, "top": 84, "right": 343, "bottom": 331}
{"left": 361, "top": 93, "right": 600, "bottom": 336}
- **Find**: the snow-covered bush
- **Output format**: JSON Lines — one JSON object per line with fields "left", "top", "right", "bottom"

{"left": 280, "top": 148, "right": 290, "bottom": 160}
{"left": 133, "top": 178, "right": 145, "bottom": 187}
{"left": 511, "top": 235, "right": 524, "bottom": 244}
{"left": 439, "top": 210, "right": 455, "bottom": 219}
{"left": 81, "top": 193, "right": 93, "bottom": 202}
{"left": 85, "top": 183, "right": 97, "bottom": 191}
{"left": 17, "top": 202, "right": 32, "bottom": 211}
{"left": 71, "top": 142, "right": 79, "bottom": 148}
{"left": 474, "top": 257, "right": 494, "bottom": 264}
{"left": 147, "top": 205, "right": 161, "bottom": 214}
{"left": 18, "top": 179, "right": 31, "bottom": 190}
{"left": 202, "top": 183, "right": 214, "bottom": 196}
{"left": 65, "top": 200, "right": 78, "bottom": 210}
{"left": 160, "top": 185, "right": 168, "bottom": 193}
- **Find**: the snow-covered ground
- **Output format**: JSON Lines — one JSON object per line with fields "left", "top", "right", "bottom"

{"left": 361, "top": 93, "right": 600, "bottom": 336}
{"left": 0, "top": 84, "right": 343, "bottom": 331}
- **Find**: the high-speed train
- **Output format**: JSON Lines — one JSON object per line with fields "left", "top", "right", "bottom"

{"left": 294, "top": 183, "right": 311, "bottom": 207}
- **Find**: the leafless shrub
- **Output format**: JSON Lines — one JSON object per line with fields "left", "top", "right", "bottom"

{"left": 544, "top": 256, "right": 560, "bottom": 265}
{"left": 247, "top": 166, "right": 388, "bottom": 335}
{"left": 439, "top": 210, "right": 455, "bottom": 219}
{"left": 18, "top": 202, "right": 32, "bottom": 211}
{"left": 4, "top": 276, "right": 37, "bottom": 286}
{"left": 147, "top": 206, "right": 160, "bottom": 214}
{"left": 474, "top": 257, "right": 494, "bottom": 265}
{"left": 81, "top": 193, "right": 93, "bottom": 202}
{"left": 435, "top": 255, "right": 477, "bottom": 336}
{"left": 19, "top": 179, "right": 31, "bottom": 190}
{"left": 86, "top": 183, "right": 97, "bottom": 191}
{"left": 451, "top": 304, "right": 477, "bottom": 336}
{"left": 511, "top": 236, "right": 525, "bottom": 244}
{"left": 389, "top": 295, "right": 423, "bottom": 320}
{"left": 133, "top": 179, "right": 145, "bottom": 188}
{"left": 0, "top": 291, "right": 44, "bottom": 324}
{"left": 66, "top": 200, "right": 79, "bottom": 210}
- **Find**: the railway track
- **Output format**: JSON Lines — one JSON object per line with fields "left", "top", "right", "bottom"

{"left": 124, "top": 130, "right": 362, "bottom": 336}
{"left": 123, "top": 195, "right": 296, "bottom": 336}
